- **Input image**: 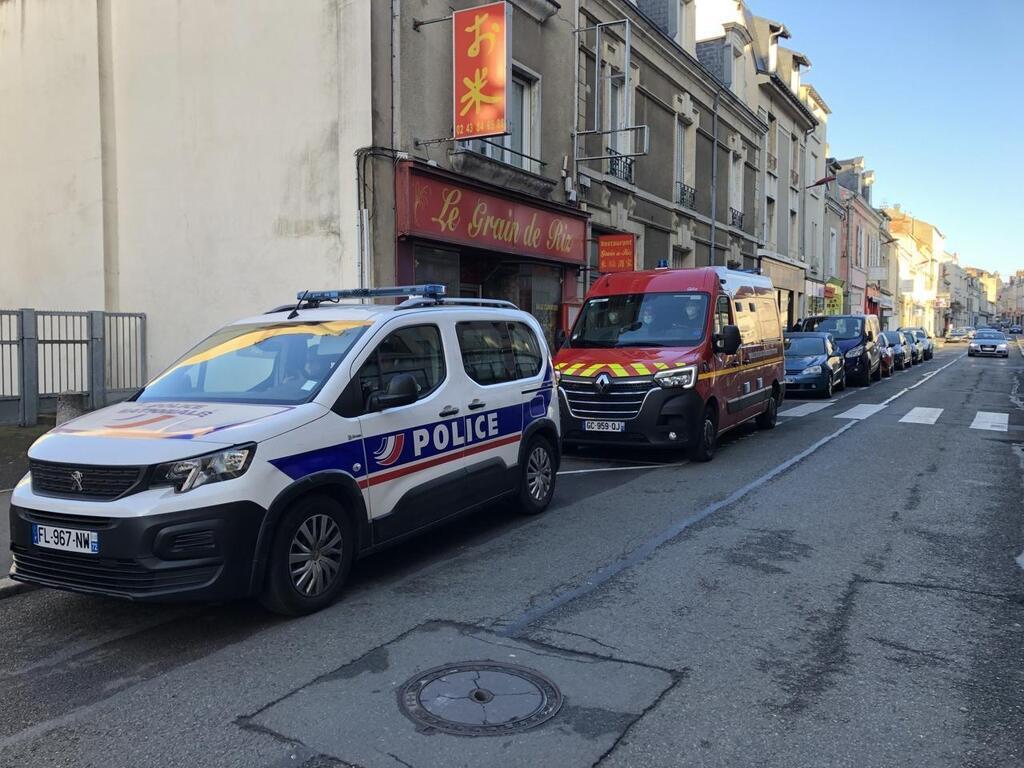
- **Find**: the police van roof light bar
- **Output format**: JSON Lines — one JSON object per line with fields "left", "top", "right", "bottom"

{"left": 295, "top": 285, "right": 446, "bottom": 303}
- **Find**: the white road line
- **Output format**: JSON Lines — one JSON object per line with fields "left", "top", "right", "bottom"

{"left": 969, "top": 411, "right": 1009, "bottom": 432}
{"left": 779, "top": 401, "right": 835, "bottom": 417}
{"left": 899, "top": 407, "right": 944, "bottom": 425}
{"left": 558, "top": 461, "right": 687, "bottom": 476}
{"left": 834, "top": 403, "right": 887, "bottom": 420}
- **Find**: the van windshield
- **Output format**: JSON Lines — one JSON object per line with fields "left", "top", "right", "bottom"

{"left": 137, "top": 320, "right": 370, "bottom": 405}
{"left": 807, "top": 316, "right": 863, "bottom": 340}
{"left": 569, "top": 292, "right": 709, "bottom": 348}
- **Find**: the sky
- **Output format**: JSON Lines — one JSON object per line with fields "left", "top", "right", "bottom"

{"left": 753, "top": 0, "right": 1023, "bottom": 277}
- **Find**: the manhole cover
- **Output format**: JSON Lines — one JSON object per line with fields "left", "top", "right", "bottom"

{"left": 398, "top": 661, "right": 562, "bottom": 736}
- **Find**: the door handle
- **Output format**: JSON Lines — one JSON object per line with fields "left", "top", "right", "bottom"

{"left": 438, "top": 406, "right": 460, "bottom": 417}
{"left": 467, "top": 399, "right": 486, "bottom": 411}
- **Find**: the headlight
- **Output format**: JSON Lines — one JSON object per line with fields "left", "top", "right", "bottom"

{"left": 655, "top": 365, "right": 697, "bottom": 389}
{"left": 801, "top": 365, "right": 823, "bottom": 375}
{"left": 997, "top": 343, "right": 1008, "bottom": 350}
{"left": 845, "top": 345, "right": 864, "bottom": 359}
{"left": 969, "top": 342, "right": 978, "bottom": 349}
{"left": 152, "top": 444, "right": 255, "bottom": 493}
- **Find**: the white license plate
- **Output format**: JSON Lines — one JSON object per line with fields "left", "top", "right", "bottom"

{"left": 32, "top": 524, "right": 98, "bottom": 555}
{"left": 584, "top": 420, "right": 625, "bottom": 433}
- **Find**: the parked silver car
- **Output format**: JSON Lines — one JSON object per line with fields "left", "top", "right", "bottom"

{"left": 899, "top": 327, "right": 934, "bottom": 361}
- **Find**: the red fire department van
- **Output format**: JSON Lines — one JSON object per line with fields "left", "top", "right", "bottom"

{"left": 554, "top": 267, "right": 784, "bottom": 461}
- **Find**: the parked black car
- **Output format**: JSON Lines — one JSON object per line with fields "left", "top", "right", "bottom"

{"left": 797, "top": 314, "right": 881, "bottom": 386}
{"left": 879, "top": 330, "right": 911, "bottom": 370}
{"left": 783, "top": 332, "right": 846, "bottom": 397}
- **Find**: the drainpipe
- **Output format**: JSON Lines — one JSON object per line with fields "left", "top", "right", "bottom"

{"left": 709, "top": 87, "right": 722, "bottom": 266}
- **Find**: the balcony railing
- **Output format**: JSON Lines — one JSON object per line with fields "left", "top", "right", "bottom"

{"left": 606, "top": 147, "right": 634, "bottom": 184}
{"left": 676, "top": 181, "right": 696, "bottom": 209}
{"left": 790, "top": 169, "right": 799, "bottom": 189}
{"left": 729, "top": 207, "right": 744, "bottom": 229}
{"left": 766, "top": 152, "right": 778, "bottom": 174}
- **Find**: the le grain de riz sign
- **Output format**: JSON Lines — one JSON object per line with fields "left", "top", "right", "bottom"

{"left": 397, "top": 166, "right": 586, "bottom": 265}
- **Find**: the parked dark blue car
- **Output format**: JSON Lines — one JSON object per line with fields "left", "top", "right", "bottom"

{"left": 783, "top": 332, "right": 846, "bottom": 398}
{"left": 797, "top": 314, "right": 881, "bottom": 386}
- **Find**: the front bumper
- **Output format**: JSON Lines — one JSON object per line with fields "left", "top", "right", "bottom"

{"left": 559, "top": 386, "right": 704, "bottom": 448}
{"left": 9, "top": 500, "right": 266, "bottom": 601}
{"left": 968, "top": 347, "right": 1009, "bottom": 357}
{"left": 844, "top": 354, "right": 869, "bottom": 378}
{"left": 782, "top": 370, "right": 830, "bottom": 394}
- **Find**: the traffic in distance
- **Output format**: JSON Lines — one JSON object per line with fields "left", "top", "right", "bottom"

{"left": 6, "top": 270, "right": 1016, "bottom": 614}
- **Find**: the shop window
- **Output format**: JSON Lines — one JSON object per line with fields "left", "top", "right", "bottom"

{"left": 457, "top": 321, "right": 516, "bottom": 385}
{"left": 356, "top": 325, "right": 445, "bottom": 407}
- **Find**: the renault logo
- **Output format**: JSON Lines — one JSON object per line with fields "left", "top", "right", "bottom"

{"left": 594, "top": 373, "right": 612, "bottom": 395}
{"left": 69, "top": 470, "right": 84, "bottom": 493}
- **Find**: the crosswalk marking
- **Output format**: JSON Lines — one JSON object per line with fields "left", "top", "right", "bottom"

{"left": 899, "top": 407, "right": 943, "bottom": 425}
{"left": 779, "top": 402, "right": 835, "bottom": 418}
{"left": 970, "top": 411, "right": 1009, "bottom": 432}
{"left": 834, "top": 404, "right": 887, "bottom": 420}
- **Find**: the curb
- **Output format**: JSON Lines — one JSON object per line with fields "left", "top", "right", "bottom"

{"left": 0, "top": 576, "right": 37, "bottom": 600}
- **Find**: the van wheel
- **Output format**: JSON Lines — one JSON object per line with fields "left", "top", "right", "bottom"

{"left": 260, "top": 494, "right": 354, "bottom": 616}
{"left": 689, "top": 405, "right": 718, "bottom": 462}
{"left": 518, "top": 436, "right": 556, "bottom": 515}
{"left": 756, "top": 390, "right": 779, "bottom": 429}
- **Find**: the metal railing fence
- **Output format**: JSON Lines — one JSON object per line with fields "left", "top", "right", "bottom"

{"left": 0, "top": 308, "right": 147, "bottom": 426}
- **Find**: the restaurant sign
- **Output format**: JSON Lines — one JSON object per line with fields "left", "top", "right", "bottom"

{"left": 453, "top": 2, "right": 510, "bottom": 141}
{"left": 396, "top": 163, "right": 586, "bottom": 264}
{"left": 824, "top": 278, "right": 845, "bottom": 316}
{"left": 597, "top": 234, "right": 636, "bottom": 273}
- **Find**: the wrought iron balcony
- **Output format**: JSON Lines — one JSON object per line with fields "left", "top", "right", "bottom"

{"left": 729, "top": 207, "right": 744, "bottom": 229}
{"left": 766, "top": 152, "right": 778, "bottom": 173}
{"left": 790, "top": 168, "right": 799, "bottom": 188}
{"left": 676, "top": 181, "right": 696, "bottom": 209}
{"left": 606, "top": 147, "right": 634, "bottom": 184}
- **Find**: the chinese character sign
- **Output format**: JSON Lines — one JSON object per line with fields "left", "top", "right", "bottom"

{"left": 453, "top": 2, "right": 509, "bottom": 141}
{"left": 597, "top": 234, "right": 636, "bottom": 273}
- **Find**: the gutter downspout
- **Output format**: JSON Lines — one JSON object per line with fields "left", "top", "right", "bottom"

{"left": 709, "top": 87, "right": 722, "bottom": 266}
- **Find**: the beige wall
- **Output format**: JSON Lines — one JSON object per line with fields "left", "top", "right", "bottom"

{"left": 1, "top": 0, "right": 373, "bottom": 373}
{"left": 0, "top": 0, "right": 106, "bottom": 311}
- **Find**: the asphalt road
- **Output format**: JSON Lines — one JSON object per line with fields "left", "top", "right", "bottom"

{"left": 1, "top": 345, "right": 1021, "bottom": 768}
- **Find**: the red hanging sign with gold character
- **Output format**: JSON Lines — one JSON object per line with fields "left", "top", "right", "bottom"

{"left": 453, "top": 2, "right": 510, "bottom": 141}
{"left": 597, "top": 234, "right": 636, "bottom": 273}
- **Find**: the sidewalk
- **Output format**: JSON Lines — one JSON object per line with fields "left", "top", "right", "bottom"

{"left": 1, "top": 423, "right": 48, "bottom": 583}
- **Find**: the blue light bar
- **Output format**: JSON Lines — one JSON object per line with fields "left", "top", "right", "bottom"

{"left": 296, "top": 285, "right": 446, "bottom": 302}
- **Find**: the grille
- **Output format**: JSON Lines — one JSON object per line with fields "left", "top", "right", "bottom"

{"left": 169, "top": 530, "right": 217, "bottom": 555}
{"left": 30, "top": 460, "right": 144, "bottom": 500}
{"left": 22, "top": 509, "right": 115, "bottom": 529}
{"left": 12, "top": 547, "right": 219, "bottom": 596}
{"left": 561, "top": 377, "right": 655, "bottom": 420}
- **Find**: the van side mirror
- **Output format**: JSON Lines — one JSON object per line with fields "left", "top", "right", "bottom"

{"left": 715, "top": 325, "right": 742, "bottom": 355}
{"left": 367, "top": 373, "right": 419, "bottom": 412}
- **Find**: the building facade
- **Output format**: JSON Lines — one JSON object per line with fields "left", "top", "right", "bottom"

{"left": 696, "top": 1, "right": 823, "bottom": 327}
{"left": 884, "top": 205, "right": 943, "bottom": 335}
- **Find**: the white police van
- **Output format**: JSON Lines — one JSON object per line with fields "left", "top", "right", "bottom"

{"left": 9, "top": 286, "right": 560, "bottom": 615}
